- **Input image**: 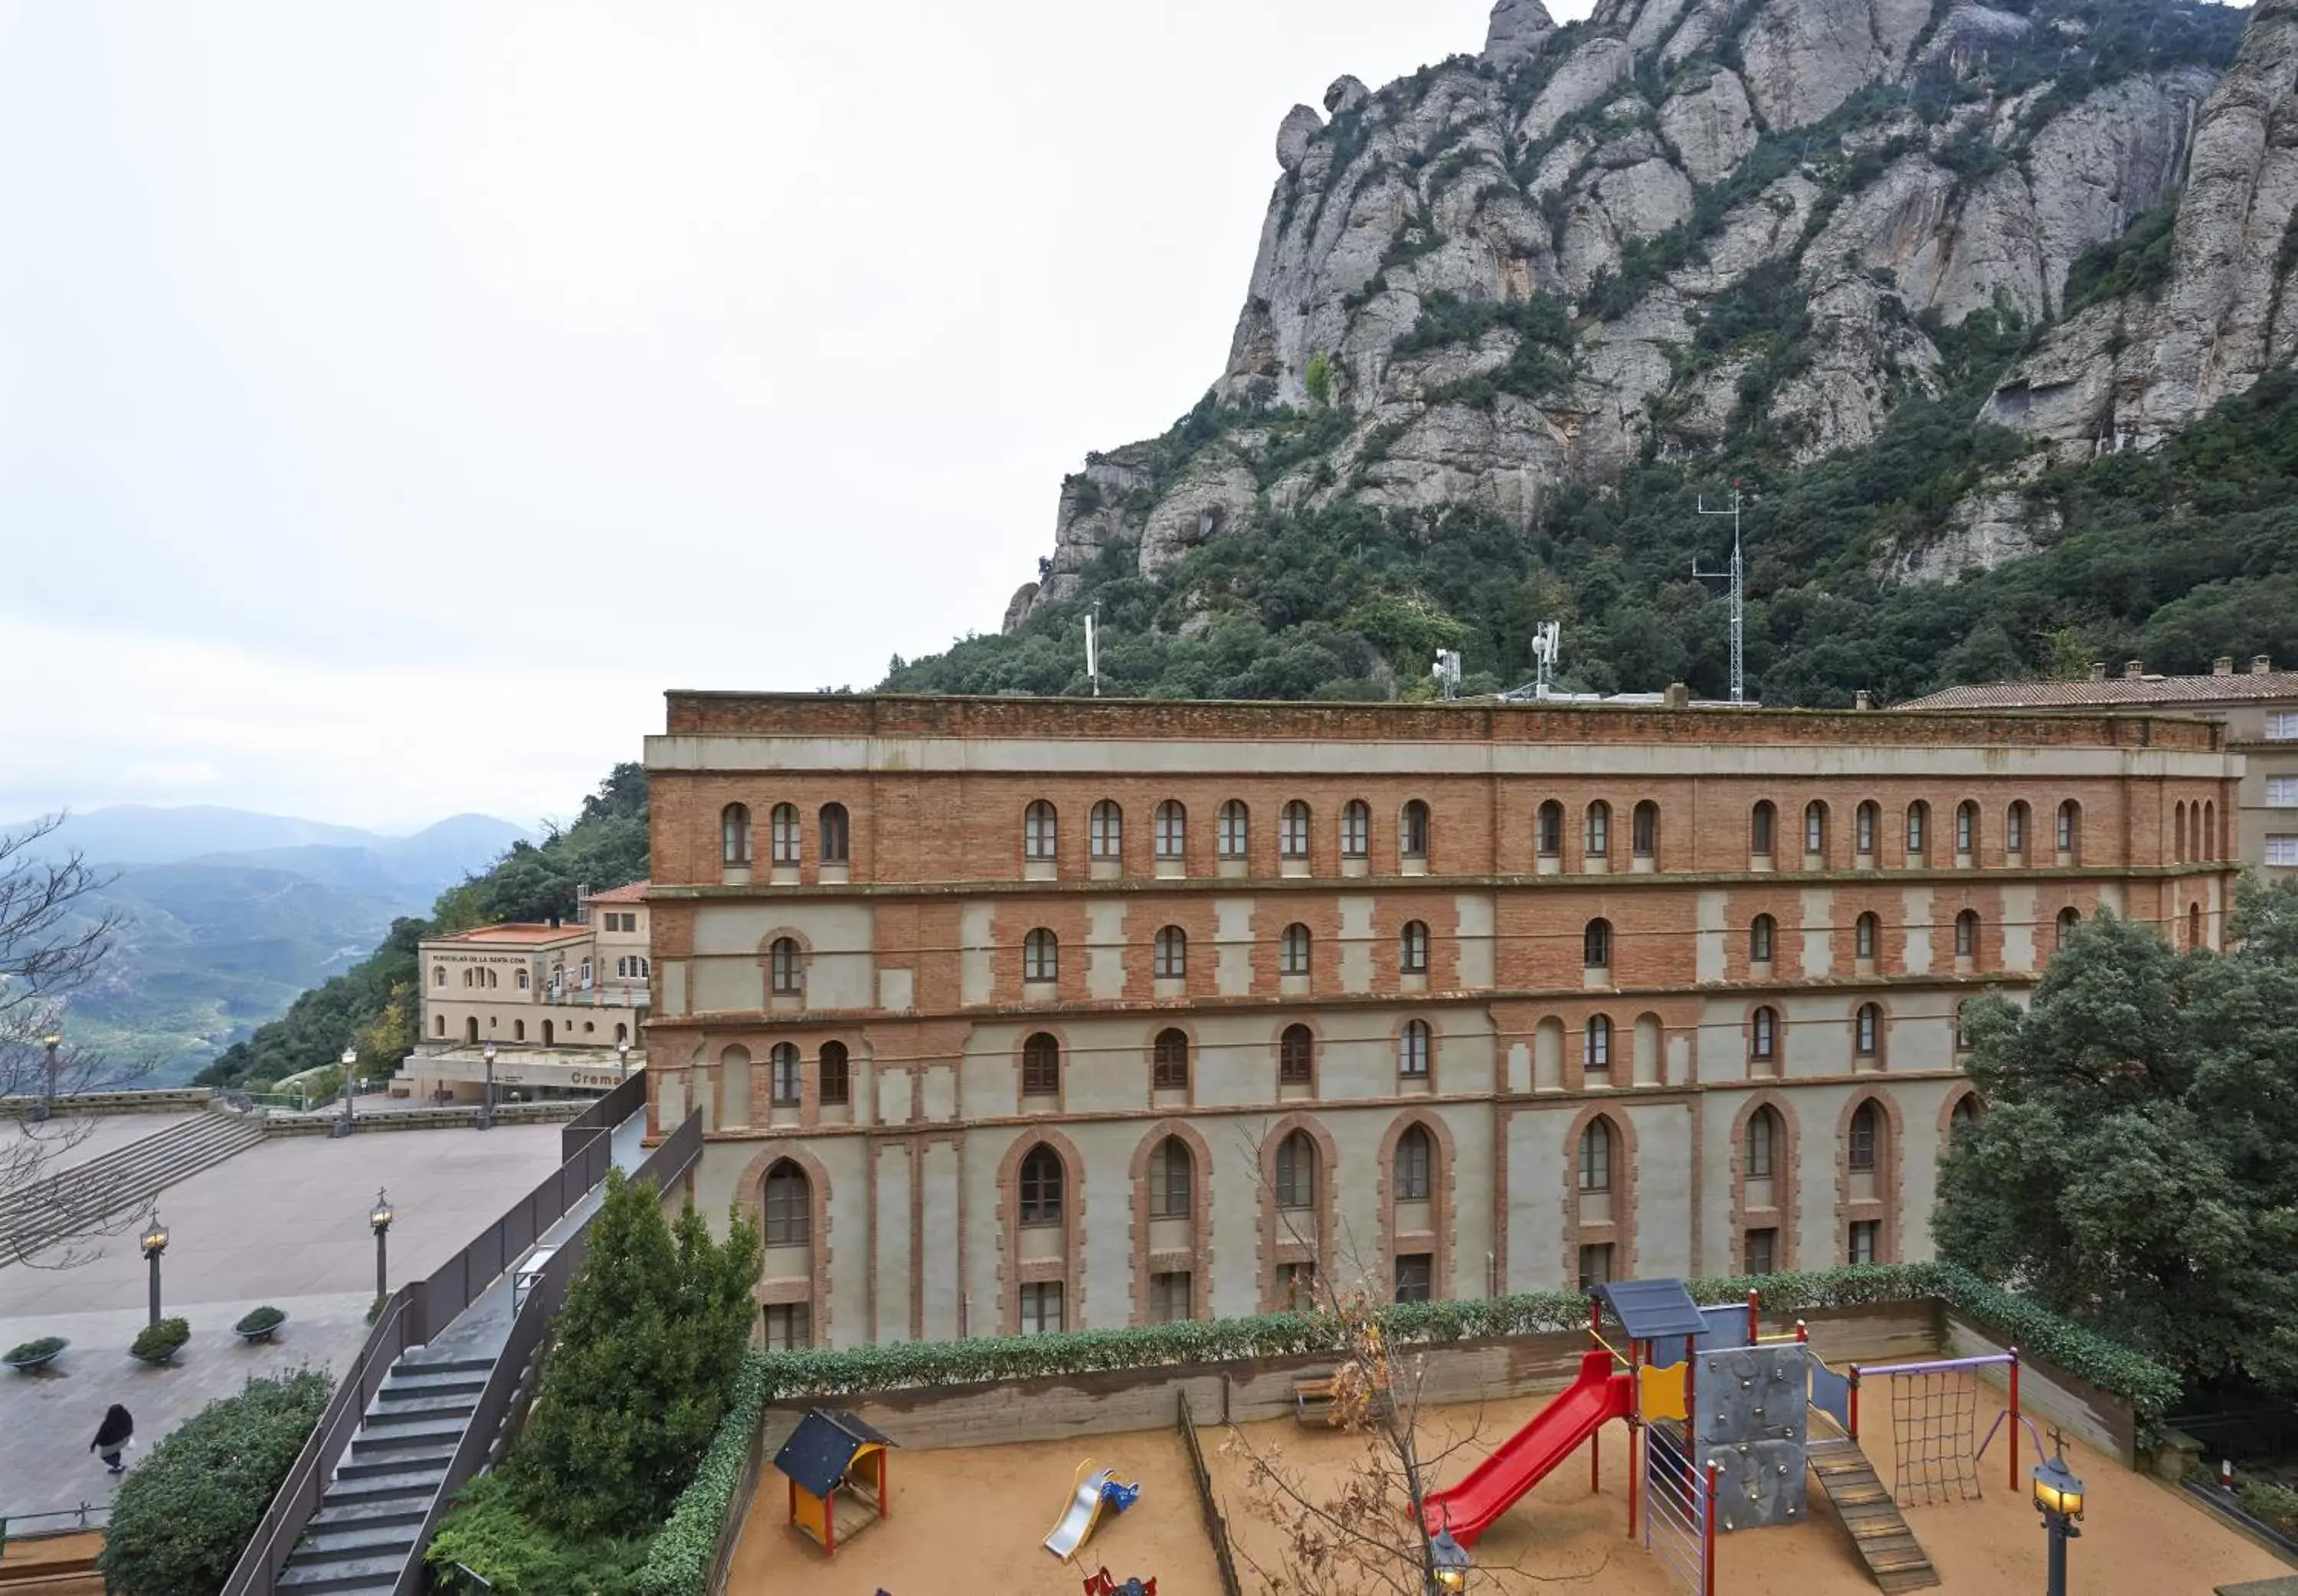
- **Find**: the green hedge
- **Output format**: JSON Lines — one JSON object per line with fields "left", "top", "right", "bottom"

{"left": 630, "top": 1262, "right": 2177, "bottom": 1594}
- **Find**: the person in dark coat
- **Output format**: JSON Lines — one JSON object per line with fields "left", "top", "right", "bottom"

{"left": 90, "top": 1404, "right": 133, "bottom": 1473}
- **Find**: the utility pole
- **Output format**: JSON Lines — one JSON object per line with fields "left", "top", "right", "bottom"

{"left": 1694, "top": 486, "right": 1746, "bottom": 705}
{"left": 1086, "top": 602, "right": 1101, "bottom": 698}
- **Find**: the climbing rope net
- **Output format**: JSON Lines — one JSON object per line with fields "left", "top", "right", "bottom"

{"left": 1887, "top": 1366, "right": 1985, "bottom": 1506}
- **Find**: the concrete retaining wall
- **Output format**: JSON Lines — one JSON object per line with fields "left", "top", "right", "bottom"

{"left": 1943, "top": 1313, "right": 2139, "bottom": 1465}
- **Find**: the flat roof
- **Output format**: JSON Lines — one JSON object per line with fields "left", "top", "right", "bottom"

{"left": 424, "top": 924, "right": 590, "bottom": 947}
{"left": 1900, "top": 671, "right": 2298, "bottom": 710}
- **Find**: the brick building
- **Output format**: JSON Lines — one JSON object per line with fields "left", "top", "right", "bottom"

{"left": 638, "top": 693, "right": 2238, "bottom": 1349}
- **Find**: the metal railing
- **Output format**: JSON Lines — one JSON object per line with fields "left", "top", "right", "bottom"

{"left": 560, "top": 1068, "right": 647, "bottom": 1165}
{"left": 1176, "top": 1392, "right": 1243, "bottom": 1596}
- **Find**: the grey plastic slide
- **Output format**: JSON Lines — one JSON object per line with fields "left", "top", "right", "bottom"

{"left": 1043, "top": 1463, "right": 1115, "bottom": 1561}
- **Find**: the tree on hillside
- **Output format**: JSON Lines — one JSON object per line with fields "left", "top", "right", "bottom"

{"left": 514, "top": 1169, "right": 761, "bottom": 1540}
{"left": 1936, "top": 881, "right": 2298, "bottom": 1397}
{"left": 0, "top": 816, "right": 155, "bottom": 1265}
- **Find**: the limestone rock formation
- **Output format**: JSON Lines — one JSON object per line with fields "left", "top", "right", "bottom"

{"left": 999, "top": 0, "right": 2265, "bottom": 630}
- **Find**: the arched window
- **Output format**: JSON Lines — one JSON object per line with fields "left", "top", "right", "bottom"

{"left": 820, "top": 1041, "right": 850, "bottom": 1105}
{"left": 1584, "top": 1014, "right": 1612, "bottom": 1071}
{"left": 1955, "top": 1000, "right": 1975, "bottom": 1052}
{"left": 1584, "top": 918, "right": 1612, "bottom": 968}
{"left": 1152, "top": 1028, "right": 1190, "bottom": 1091}
{"left": 1154, "top": 800, "right": 1187, "bottom": 860}
{"left": 1751, "top": 800, "right": 1777, "bottom": 857}
{"left": 1019, "top": 1145, "right": 1064, "bottom": 1225}
{"left": 2204, "top": 801, "right": 2217, "bottom": 859}
{"left": 1090, "top": 800, "right": 1123, "bottom": 860}
{"left": 1341, "top": 800, "right": 1370, "bottom": 859}
{"left": 1024, "top": 800, "right": 1058, "bottom": 861}
{"left": 1281, "top": 922, "right": 1312, "bottom": 976}
{"left": 1905, "top": 801, "right": 1929, "bottom": 857}
{"left": 1154, "top": 925, "right": 1187, "bottom": 979}
{"left": 771, "top": 803, "right": 801, "bottom": 866}
{"left": 516, "top": 969, "right": 529, "bottom": 990}
{"left": 513, "top": 1019, "right": 526, "bottom": 1041}
{"left": 1399, "top": 920, "right": 1430, "bottom": 976}
{"left": 1275, "top": 1130, "right": 1317, "bottom": 1208}
{"left": 763, "top": 1159, "right": 809, "bottom": 1246}
{"left": 1750, "top": 1006, "right": 1778, "bottom": 1063}
{"left": 2057, "top": 800, "right": 2080, "bottom": 857}
{"left": 2189, "top": 901, "right": 2204, "bottom": 948}
{"left": 1400, "top": 800, "right": 1432, "bottom": 861}
{"left": 460, "top": 968, "right": 473, "bottom": 988}
{"left": 1954, "top": 910, "right": 1979, "bottom": 960}
{"left": 1280, "top": 800, "right": 1311, "bottom": 860}
{"left": 2175, "top": 802, "right": 2188, "bottom": 863}
{"left": 1855, "top": 801, "right": 1879, "bottom": 857}
{"left": 1955, "top": 800, "right": 1978, "bottom": 856}
{"left": 1022, "top": 1032, "right": 1061, "bottom": 1097}
{"left": 1847, "top": 1103, "right": 1880, "bottom": 1172}
{"left": 1854, "top": 912, "right": 1880, "bottom": 961}
{"left": 1750, "top": 914, "right": 1776, "bottom": 964}
{"left": 1805, "top": 800, "right": 1829, "bottom": 855}
{"left": 1746, "top": 1108, "right": 1777, "bottom": 1178}
{"left": 1395, "top": 1125, "right": 1432, "bottom": 1201}
{"left": 1279, "top": 1023, "right": 1314, "bottom": 1085}
{"left": 721, "top": 803, "right": 752, "bottom": 867}
{"left": 2055, "top": 906, "right": 2079, "bottom": 949}
{"left": 769, "top": 937, "right": 803, "bottom": 996}
{"left": 771, "top": 1042, "right": 802, "bottom": 1106}
{"left": 1023, "top": 927, "right": 1059, "bottom": 983}
{"left": 1855, "top": 1003, "right": 1881, "bottom": 1060}
{"left": 1399, "top": 1019, "right": 1432, "bottom": 1079}
{"left": 819, "top": 803, "right": 850, "bottom": 865}
{"left": 1537, "top": 800, "right": 1564, "bottom": 859}
{"left": 2007, "top": 800, "right": 2030, "bottom": 855}
{"left": 1149, "top": 1136, "right": 1192, "bottom": 1218}
{"left": 1950, "top": 1094, "right": 1981, "bottom": 1135}
{"left": 1218, "top": 800, "right": 1250, "bottom": 860}
{"left": 1585, "top": 801, "right": 1611, "bottom": 859}
{"left": 1579, "top": 1120, "right": 1613, "bottom": 1192}
{"left": 432, "top": 965, "right": 446, "bottom": 988}
{"left": 1632, "top": 800, "right": 1658, "bottom": 859}
{"left": 434, "top": 1015, "right": 446, "bottom": 1036}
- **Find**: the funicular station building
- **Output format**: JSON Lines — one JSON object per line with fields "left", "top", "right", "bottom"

{"left": 637, "top": 692, "right": 2239, "bottom": 1350}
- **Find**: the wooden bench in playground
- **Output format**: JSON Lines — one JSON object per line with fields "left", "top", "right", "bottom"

{"left": 1293, "top": 1372, "right": 1393, "bottom": 1428}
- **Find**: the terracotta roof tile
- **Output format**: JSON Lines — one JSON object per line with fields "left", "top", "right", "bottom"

{"left": 1897, "top": 672, "right": 2298, "bottom": 710}
{"left": 424, "top": 923, "right": 589, "bottom": 947}
{"left": 587, "top": 880, "right": 650, "bottom": 904}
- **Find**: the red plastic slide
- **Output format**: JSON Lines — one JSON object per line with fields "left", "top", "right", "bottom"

{"left": 1419, "top": 1348, "right": 1633, "bottom": 1547}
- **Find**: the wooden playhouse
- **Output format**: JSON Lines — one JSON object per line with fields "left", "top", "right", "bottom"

{"left": 772, "top": 1408, "right": 896, "bottom": 1556}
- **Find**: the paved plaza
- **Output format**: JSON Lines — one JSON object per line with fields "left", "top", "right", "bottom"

{"left": 0, "top": 1118, "right": 567, "bottom": 1519}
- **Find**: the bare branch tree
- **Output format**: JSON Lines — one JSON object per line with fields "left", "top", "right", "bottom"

{"left": 0, "top": 814, "right": 155, "bottom": 1267}
{"left": 1218, "top": 1123, "right": 1610, "bottom": 1594}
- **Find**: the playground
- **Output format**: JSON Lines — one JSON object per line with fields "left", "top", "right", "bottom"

{"left": 725, "top": 1421, "right": 1219, "bottom": 1594}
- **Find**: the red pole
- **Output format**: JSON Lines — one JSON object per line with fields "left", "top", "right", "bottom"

{"left": 2008, "top": 1349, "right": 2021, "bottom": 1493}
{"left": 1796, "top": 1319, "right": 1807, "bottom": 1344}
{"left": 1746, "top": 1288, "right": 1760, "bottom": 1346}
{"left": 1590, "top": 1296, "right": 1602, "bottom": 1346}
{"left": 1593, "top": 1422, "right": 1602, "bottom": 1493}
{"left": 1848, "top": 1365, "right": 1861, "bottom": 1443}
{"left": 1702, "top": 1460, "right": 1720, "bottom": 1596}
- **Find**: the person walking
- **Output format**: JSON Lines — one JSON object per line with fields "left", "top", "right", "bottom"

{"left": 90, "top": 1404, "right": 133, "bottom": 1473}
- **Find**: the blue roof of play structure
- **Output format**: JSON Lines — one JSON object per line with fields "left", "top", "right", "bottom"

{"left": 1594, "top": 1277, "right": 1708, "bottom": 1339}
{"left": 772, "top": 1408, "right": 896, "bottom": 1499}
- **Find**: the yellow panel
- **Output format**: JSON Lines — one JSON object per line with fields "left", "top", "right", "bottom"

{"left": 794, "top": 1486, "right": 829, "bottom": 1545}
{"left": 1639, "top": 1361, "right": 1687, "bottom": 1422}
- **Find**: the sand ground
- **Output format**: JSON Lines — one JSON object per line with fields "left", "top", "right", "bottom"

{"left": 728, "top": 1424, "right": 1221, "bottom": 1595}
{"left": 1206, "top": 1382, "right": 2292, "bottom": 1594}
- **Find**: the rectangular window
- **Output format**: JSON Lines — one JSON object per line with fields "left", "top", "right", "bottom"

{"left": 1149, "top": 1141, "right": 1190, "bottom": 1215}
{"left": 1276, "top": 1261, "right": 1317, "bottom": 1312}
{"left": 1745, "top": 1228, "right": 1777, "bottom": 1277}
{"left": 2270, "top": 777, "right": 2298, "bottom": 806}
{"left": 1393, "top": 1254, "right": 1433, "bottom": 1303}
{"left": 1020, "top": 1280, "right": 1064, "bottom": 1336}
{"left": 1576, "top": 1242, "right": 1614, "bottom": 1291}
{"left": 2268, "top": 712, "right": 2298, "bottom": 741}
{"left": 1151, "top": 1271, "right": 1192, "bottom": 1323}
{"left": 1090, "top": 804, "right": 1121, "bottom": 859}
{"left": 1848, "top": 1221, "right": 1879, "bottom": 1265}
{"left": 762, "top": 1303, "right": 810, "bottom": 1351}
{"left": 772, "top": 1055, "right": 801, "bottom": 1107}
{"left": 2269, "top": 836, "right": 2298, "bottom": 866}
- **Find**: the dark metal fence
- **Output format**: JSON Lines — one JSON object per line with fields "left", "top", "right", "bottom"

{"left": 706, "top": 1383, "right": 774, "bottom": 1595}
{"left": 1176, "top": 1392, "right": 1244, "bottom": 1596}
{"left": 561, "top": 1069, "right": 647, "bottom": 1165}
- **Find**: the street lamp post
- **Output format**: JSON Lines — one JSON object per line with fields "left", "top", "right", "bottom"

{"left": 336, "top": 1048, "right": 358, "bottom": 1137}
{"left": 370, "top": 1188, "right": 394, "bottom": 1301}
{"left": 2032, "top": 1433, "right": 2086, "bottom": 1596}
{"left": 1429, "top": 1526, "right": 1471, "bottom": 1594}
{"left": 479, "top": 1043, "right": 497, "bottom": 1130}
{"left": 139, "top": 1212, "right": 170, "bottom": 1326}
{"left": 35, "top": 1032, "right": 61, "bottom": 1122}
{"left": 618, "top": 1041, "right": 633, "bottom": 1077}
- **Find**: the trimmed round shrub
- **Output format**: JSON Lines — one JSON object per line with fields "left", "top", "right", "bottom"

{"left": 132, "top": 1317, "right": 191, "bottom": 1362}
{"left": 98, "top": 1369, "right": 330, "bottom": 1596}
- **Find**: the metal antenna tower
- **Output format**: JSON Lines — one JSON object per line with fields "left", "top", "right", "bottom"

{"left": 1694, "top": 486, "right": 1746, "bottom": 704}
{"left": 1086, "top": 602, "right": 1102, "bottom": 697}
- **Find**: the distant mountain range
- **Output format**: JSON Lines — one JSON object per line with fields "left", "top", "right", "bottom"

{"left": 11, "top": 806, "right": 532, "bottom": 1084}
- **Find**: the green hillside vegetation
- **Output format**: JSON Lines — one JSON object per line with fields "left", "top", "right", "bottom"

{"left": 195, "top": 766, "right": 648, "bottom": 1092}
{"left": 885, "top": 355, "right": 2298, "bottom": 707}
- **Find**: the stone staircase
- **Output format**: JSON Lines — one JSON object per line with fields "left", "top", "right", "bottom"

{"left": 0, "top": 1111, "right": 267, "bottom": 1265}
{"left": 273, "top": 1355, "right": 493, "bottom": 1594}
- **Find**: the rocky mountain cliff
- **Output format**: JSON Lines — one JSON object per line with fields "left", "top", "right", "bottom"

{"left": 1009, "top": 0, "right": 2252, "bottom": 618}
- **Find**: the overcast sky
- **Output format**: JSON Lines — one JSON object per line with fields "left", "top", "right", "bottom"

{"left": 0, "top": 0, "right": 1593, "bottom": 832}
